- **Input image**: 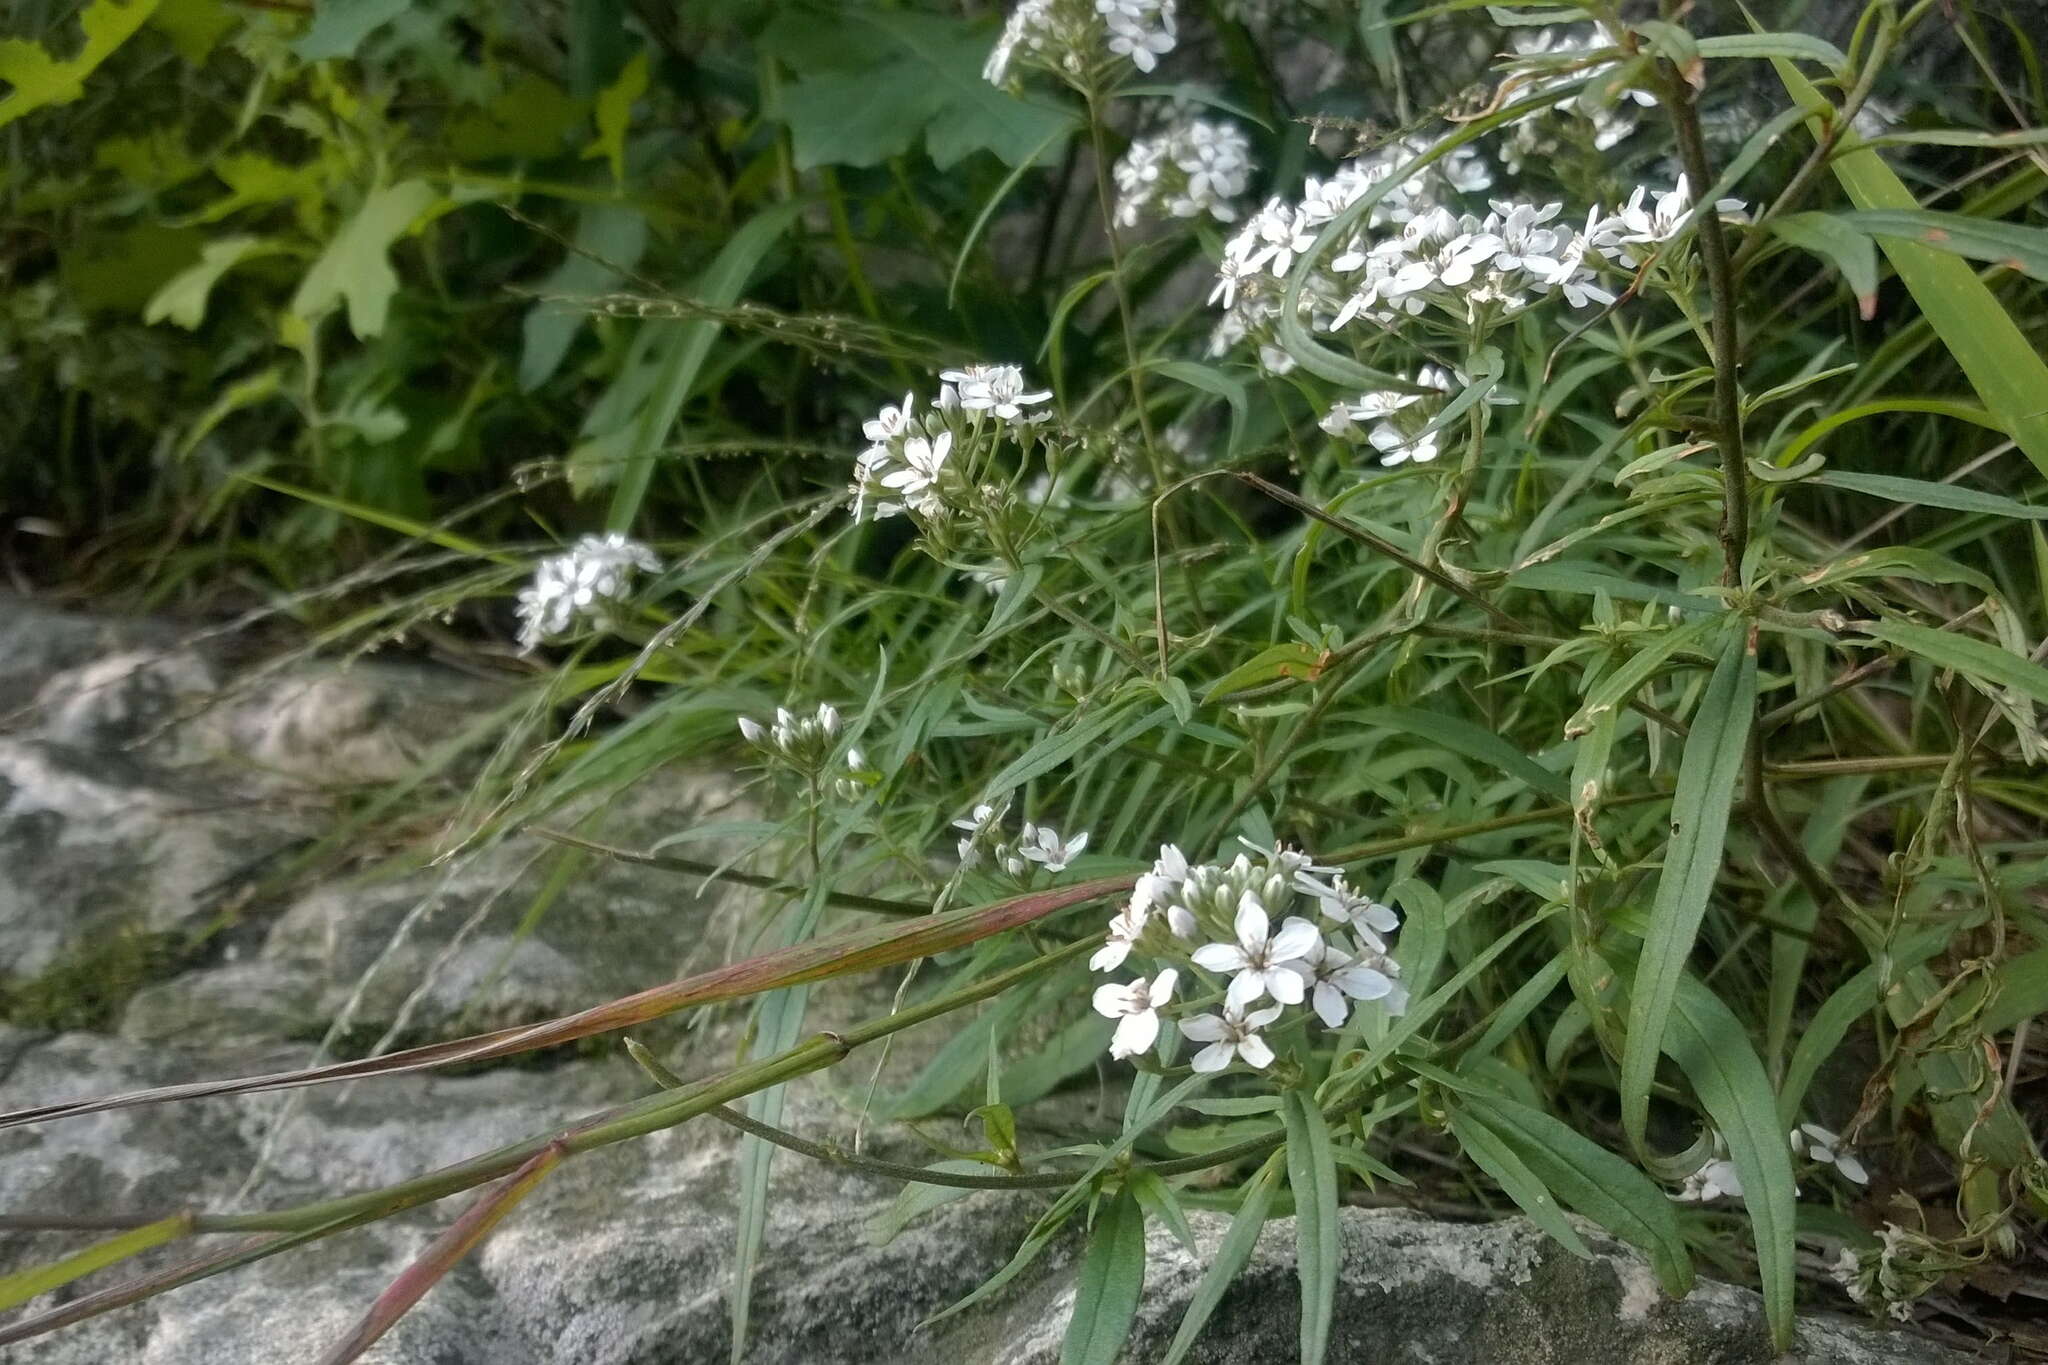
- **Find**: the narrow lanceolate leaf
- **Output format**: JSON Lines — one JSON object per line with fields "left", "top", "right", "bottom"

{"left": 1862, "top": 619, "right": 2048, "bottom": 710}
{"left": 1281, "top": 1090, "right": 1341, "bottom": 1365}
{"left": 1621, "top": 628, "right": 1755, "bottom": 1152}
{"left": 1160, "top": 1158, "right": 1282, "bottom": 1365}
{"left": 316, "top": 1143, "right": 564, "bottom": 1365}
{"left": 1773, "top": 60, "right": 2048, "bottom": 479}
{"left": 0, "top": 1214, "right": 192, "bottom": 1312}
{"left": 1667, "top": 975, "right": 1798, "bottom": 1353}
{"left": 1452, "top": 1091, "right": 1691, "bottom": 1295}
{"left": 0, "top": 874, "right": 1133, "bottom": 1130}
{"left": 1061, "top": 1192, "right": 1147, "bottom": 1365}
{"left": 1444, "top": 1105, "right": 1590, "bottom": 1260}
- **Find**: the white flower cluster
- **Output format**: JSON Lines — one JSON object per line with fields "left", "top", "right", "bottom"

{"left": 1671, "top": 1134, "right": 1744, "bottom": 1203}
{"left": 1318, "top": 363, "right": 1512, "bottom": 467}
{"left": 514, "top": 533, "right": 661, "bottom": 650}
{"left": 985, "top": 0, "right": 1177, "bottom": 86}
{"left": 1113, "top": 114, "right": 1252, "bottom": 227}
{"left": 1499, "top": 26, "right": 1655, "bottom": 173}
{"left": 1209, "top": 145, "right": 1747, "bottom": 373}
{"left": 738, "top": 702, "right": 841, "bottom": 771}
{"left": 852, "top": 365, "right": 1052, "bottom": 522}
{"left": 1091, "top": 840, "right": 1405, "bottom": 1070}
{"left": 953, "top": 800, "right": 1091, "bottom": 876}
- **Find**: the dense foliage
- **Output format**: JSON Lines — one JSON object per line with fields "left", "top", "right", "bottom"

{"left": 5, "top": 0, "right": 2048, "bottom": 1360}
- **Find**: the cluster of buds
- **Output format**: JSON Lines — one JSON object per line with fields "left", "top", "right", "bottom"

{"left": 738, "top": 703, "right": 842, "bottom": 775}
{"left": 1091, "top": 840, "right": 1405, "bottom": 1072}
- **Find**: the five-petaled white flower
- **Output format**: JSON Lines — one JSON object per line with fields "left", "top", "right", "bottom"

{"left": 1019, "top": 821, "right": 1089, "bottom": 872}
{"left": 1093, "top": 969, "right": 1179, "bottom": 1060}
{"left": 880, "top": 430, "right": 953, "bottom": 502}
{"left": 1299, "top": 940, "right": 1398, "bottom": 1028}
{"left": 1180, "top": 1001, "right": 1284, "bottom": 1072}
{"left": 863, "top": 392, "right": 917, "bottom": 443}
{"left": 1790, "top": 1123, "right": 1869, "bottom": 1185}
{"left": 1294, "top": 871, "right": 1401, "bottom": 947}
{"left": 1191, "top": 895, "right": 1320, "bottom": 1010}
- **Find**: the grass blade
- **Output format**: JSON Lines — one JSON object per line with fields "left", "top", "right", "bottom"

{"left": 316, "top": 1142, "right": 563, "bottom": 1365}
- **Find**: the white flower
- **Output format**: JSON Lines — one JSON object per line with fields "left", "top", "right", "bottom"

{"left": 1191, "top": 894, "right": 1320, "bottom": 1010}
{"left": 1093, "top": 969, "right": 1179, "bottom": 1059}
{"left": 1114, "top": 114, "right": 1251, "bottom": 227}
{"left": 1180, "top": 1001, "right": 1284, "bottom": 1072}
{"left": 880, "top": 430, "right": 953, "bottom": 502}
{"left": 1018, "top": 820, "right": 1089, "bottom": 872}
{"left": 515, "top": 534, "right": 662, "bottom": 650}
{"left": 1091, "top": 901, "right": 1150, "bottom": 971}
{"left": 1673, "top": 1137, "right": 1745, "bottom": 1202}
{"left": 1595, "top": 176, "right": 1749, "bottom": 266}
{"left": 1293, "top": 872, "right": 1399, "bottom": 947}
{"left": 863, "top": 392, "right": 917, "bottom": 443}
{"left": 1098, "top": 0, "right": 1176, "bottom": 72}
{"left": 938, "top": 364, "right": 1052, "bottom": 421}
{"left": 1790, "top": 1123, "right": 1869, "bottom": 1185}
{"left": 1299, "top": 939, "right": 1398, "bottom": 1028}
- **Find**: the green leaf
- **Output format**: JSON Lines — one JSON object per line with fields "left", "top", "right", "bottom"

{"left": 1621, "top": 628, "right": 1755, "bottom": 1152}
{"left": 1354, "top": 706, "right": 1569, "bottom": 801}
{"left": 983, "top": 700, "right": 1168, "bottom": 795}
{"left": 1280, "top": 1090, "right": 1339, "bottom": 1365}
{"left": 1836, "top": 209, "right": 2048, "bottom": 283}
{"left": 1455, "top": 1090, "right": 1693, "bottom": 1295}
{"left": 1796, "top": 548, "right": 1996, "bottom": 598}
{"left": 289, "top": 180, "right": 441, "bottom": 340}
{"left": 1160, "top": 1158, "right": 1281, "bottom": 1365}
{"left": 580, "top": 49, "right": 648, "bottom": 186}
{"left": 1203, "top": 642, "right": 1324, "bottom": 702}
{"left": 1445, "top": 1103, "right": 1590, "bottom": 1257}
{"left": 0, "top": 1214, "right": 189, "bottom": 1311}
{"left": 1773, "top": 59, "right": 2048, "bottom": 480}
{"left": 867, "top": 1162, "right": 998, "bottom": 1246}
{"left": 1808, "top": 470, "right": 2048, "bottom": 521}
{"left": 149, "top": 0, "right": 234, "bottom": 64}
{"left": 1155, "top": 360, "right": 1250, "bottom": 460}
{"left": 1667, "top": 974, "right": 1799, "bottom": 1352}
{"left": 1694, "top": 31, "right": 1845, "bottom": 70}
{"left": 1982, "top": 945, "right": 2048, "bottom": 1035}
{"left": 518, "top": 202, "right": 649, "bottom": 391}
{"left": 600, "top": 200, "right": 802, "bottom": 530}
{"left": 1061, "top": 1192, "right": 1147, "bottom": 1365}
{"left": 0, "top": 0, "right": 160, "bottom": 129}
{"left": 144, "top": 235, "right": 290, "bottom": 330}
{"left": 775, "top": 12, "right": 1075, "bottom": 170}
{"left": 1126, "top": 1169, "right": 1198, "bottom": 1257}
{"left": 1768, "top": 213, "right": 1879, "bottom": 317}
{"left": 1863, "top": 618, "right": 2048, "bottom": 709}
{"left": 1565, "top": 614, "right": 1723, "bottom": 738}
{"left": 289, "top": 0, "right": 404, "bottom": 61}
